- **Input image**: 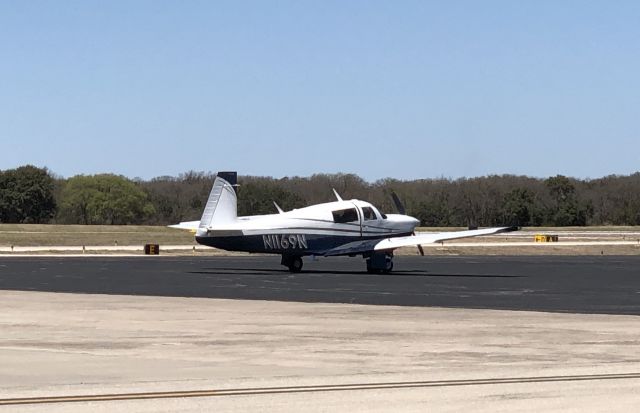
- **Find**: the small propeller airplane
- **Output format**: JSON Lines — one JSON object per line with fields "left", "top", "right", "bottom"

{"left": 170, "top": 172, "right": 518, "bottom": 273}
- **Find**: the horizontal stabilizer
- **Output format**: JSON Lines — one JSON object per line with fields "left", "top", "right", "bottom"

{"left": 168, "top": 221, "right": 200, "bottom": 232}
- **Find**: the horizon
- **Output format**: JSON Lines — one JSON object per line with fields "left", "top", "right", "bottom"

{"left": 10, "top": 163, "right": 640, "bottom": 184}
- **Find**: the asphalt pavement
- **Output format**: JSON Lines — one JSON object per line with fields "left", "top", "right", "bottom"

{"left": 0, "top": 255, "right": 639, "bottom": 314}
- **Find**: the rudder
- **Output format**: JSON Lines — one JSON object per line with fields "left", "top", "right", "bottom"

{"left": 197, "top": 172, "right": 238, "bottom": 233}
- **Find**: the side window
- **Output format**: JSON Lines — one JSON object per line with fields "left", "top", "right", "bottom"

{"left": 332, "top": 208, "right": 358, "bottom": 223}
{"left": 362, "top": 206, "right": 377, "bottom": 221}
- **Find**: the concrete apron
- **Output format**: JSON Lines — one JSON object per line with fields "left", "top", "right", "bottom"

{"left": 1, "top": 291, "right": 639, "bottom": 412}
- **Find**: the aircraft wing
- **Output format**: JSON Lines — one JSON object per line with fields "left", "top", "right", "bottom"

{"left": 323, "top": 226, "right": 518, "bottom": 256}
{"left": 374, "top": 227, "right": 519, "bottom": 251}
{"left": 168, "top": 221, "right": 200, "bottom": 231}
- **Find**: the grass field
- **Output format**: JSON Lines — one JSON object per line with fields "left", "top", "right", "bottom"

{"left": 0, "top": 224, "right": 194, "bottom": 247}
{"left": 2, "top": 224, "right": 640, "bottom": 248}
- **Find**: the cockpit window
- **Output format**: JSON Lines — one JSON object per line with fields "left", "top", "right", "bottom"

{"left": 371, "top": 205, "right": 386, "bottom": 219}
{"left": 362, "top": 206, "right": 377, "bottom": 221}
{"left": 332, "top": 208, "right": 358, "bottom": 223}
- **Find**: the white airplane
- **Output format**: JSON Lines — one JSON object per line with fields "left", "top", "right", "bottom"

{"left": 170, "top": 172, "right": 518, "bottom": 273}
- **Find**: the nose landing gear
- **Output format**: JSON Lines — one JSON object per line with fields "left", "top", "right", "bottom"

{"left": 366, "top": 252, "right": 394, "bottom": 274}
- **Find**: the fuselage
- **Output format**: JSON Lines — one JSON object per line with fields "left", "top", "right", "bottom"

{"left": 195, "top": 199, "right": 419, "bottom": 256}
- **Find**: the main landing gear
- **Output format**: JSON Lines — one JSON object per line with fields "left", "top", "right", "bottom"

{"left": 366, "top": 252, "right": 394, "bottom": 274}
{"left": 281, "top": 255, "right": 303, "bottom": 273}
{"left": 281, "top": 253, "right": 394, "bottom": 274}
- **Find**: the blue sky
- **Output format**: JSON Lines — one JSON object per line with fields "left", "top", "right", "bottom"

{"left": 1, "top": 1, "right": 639, "bottom": 181}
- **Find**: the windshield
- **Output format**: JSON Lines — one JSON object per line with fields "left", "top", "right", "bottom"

{"left": 362, "top": 206, "right": 377, "bottom": 220}
{"left": 372, "top": 206, "right": 386, "bottom": 219}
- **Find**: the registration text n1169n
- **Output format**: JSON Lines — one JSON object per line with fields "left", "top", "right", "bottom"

{"left": 170, "top": 172, "right": 518, "bottom": 273}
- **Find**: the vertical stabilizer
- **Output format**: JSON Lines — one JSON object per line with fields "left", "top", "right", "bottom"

{"left": 197, "top": 172, "right": 238, "bottom": 234}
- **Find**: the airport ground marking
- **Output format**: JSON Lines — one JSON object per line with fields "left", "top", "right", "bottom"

{"left": 2, "top": 372, "right": 640, "bottom": 405}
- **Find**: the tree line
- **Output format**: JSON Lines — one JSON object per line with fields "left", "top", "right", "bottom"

{"left": 1, "top": 165, "right": 640, "bottom": 226}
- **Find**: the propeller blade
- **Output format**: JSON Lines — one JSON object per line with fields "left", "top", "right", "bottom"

{"left": 390, "top": 191, "right": 406, "bottom": 215}
{"left": 412, "top": 232, "right": 424, "bottom": 256}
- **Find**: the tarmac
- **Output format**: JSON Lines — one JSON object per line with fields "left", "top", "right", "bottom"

{"left": 1, "top": 256, "right": 640, "bottom": 314}
{"left": 1, "top": 255, "right": 640, "bottom": 411}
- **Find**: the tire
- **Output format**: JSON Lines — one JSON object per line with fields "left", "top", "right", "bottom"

{"left": 288, "top": 256, "right": 303, "bottom": 273}
{"left": 366, "top": 256, "right": 393, "bottom": 274}
{"left": 381, "top": 259, "right": 394, "bottom": 274}
{"left": 366, "top": 259, "right": 377, "bottom": 274}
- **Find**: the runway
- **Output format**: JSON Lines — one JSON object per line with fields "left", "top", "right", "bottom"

{"left": 1, "top": 255, "right": 639, "bottom": 315}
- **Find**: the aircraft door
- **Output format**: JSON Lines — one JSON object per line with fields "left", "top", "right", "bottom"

{"left": 335, "top": 204, "right": 363, "bottom": 237}
{"left": 351, "top": 202, "right": 364, "bottom": 237}
{"left": 360, "top": 206, "right": 378, "bottom": 237}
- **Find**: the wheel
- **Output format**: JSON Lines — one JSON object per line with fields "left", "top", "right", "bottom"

{"left": 366, "top": 255, "right": 393, "bottom": 274}
{"left": 366, "top": 263, "right": 379, "bottom": 274}
{"left": 366, "top": 259, "right": 377, "bottom": 274}
{"left": 381, "top": 259, "right": 394, "bottom": 274}
{"left": 288, "top": 256, "right": 303, "bottom": 273}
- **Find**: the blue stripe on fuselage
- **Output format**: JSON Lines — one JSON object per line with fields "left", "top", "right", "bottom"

{"left": 195, "top": 232, "right": 411, "bottom": 255}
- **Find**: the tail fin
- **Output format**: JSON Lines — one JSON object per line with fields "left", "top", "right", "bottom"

{"left": 197, "top": 172, "right": 238, "bottom": 233}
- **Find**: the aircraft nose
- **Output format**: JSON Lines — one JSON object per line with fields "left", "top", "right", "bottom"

{"left": 402, "top": 216, "right": 419, "bottom": 229}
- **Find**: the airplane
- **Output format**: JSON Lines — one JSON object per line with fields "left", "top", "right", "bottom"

{"left": 170, "top": 172, "right": 518, "bottom": 273}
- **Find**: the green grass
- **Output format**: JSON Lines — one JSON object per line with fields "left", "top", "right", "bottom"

{"left": 0, "top": 224, "right": 195, "bottom": 247}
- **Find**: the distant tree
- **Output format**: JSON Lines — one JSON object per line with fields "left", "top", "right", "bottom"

{"left": 57, "top": 174, "right": 155, "bottom": 224}
{"left": 414, "top": 193, "right": 453, "bottom": 226}
{"left": 544, "top": 175, "right": 591, "bottom": 226}
{"left": 502, "top": 188, "right": 535, "bottom": 226}
{"left": 8, "top": 164, "right": 629, "bottom": 227}
{"left": 0, "top": 165, "right": 56, "bottom": 223}
{"left": 140, "top": 171, "right": 214, "bottom": 224}
{"left": 138, "top": 171, "right": 639, "bottom": 226}
{"left": 237, "top": 179, "right": 306, "bottom": 216}
{"left": 582, "top": 173, "right": 640, "bottom": 225}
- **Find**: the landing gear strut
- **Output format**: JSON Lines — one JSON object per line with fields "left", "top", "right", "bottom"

{"left": 366, "top": 252, "right": 394, "bottom": 274}
{"left": 281, "top": 255, "right": 303, "bottom": 273}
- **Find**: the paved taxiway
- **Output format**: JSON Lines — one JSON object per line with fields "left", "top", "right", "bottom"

{"left": 1, "top": 255, "right": 640, "bottom": 314}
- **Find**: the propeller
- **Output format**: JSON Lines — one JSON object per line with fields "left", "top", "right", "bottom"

{"left": 390, "top": 191, "right": 406, "bottom": 215}
{"left": 390, "top": 191, "right": 424, "bottom": 256}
